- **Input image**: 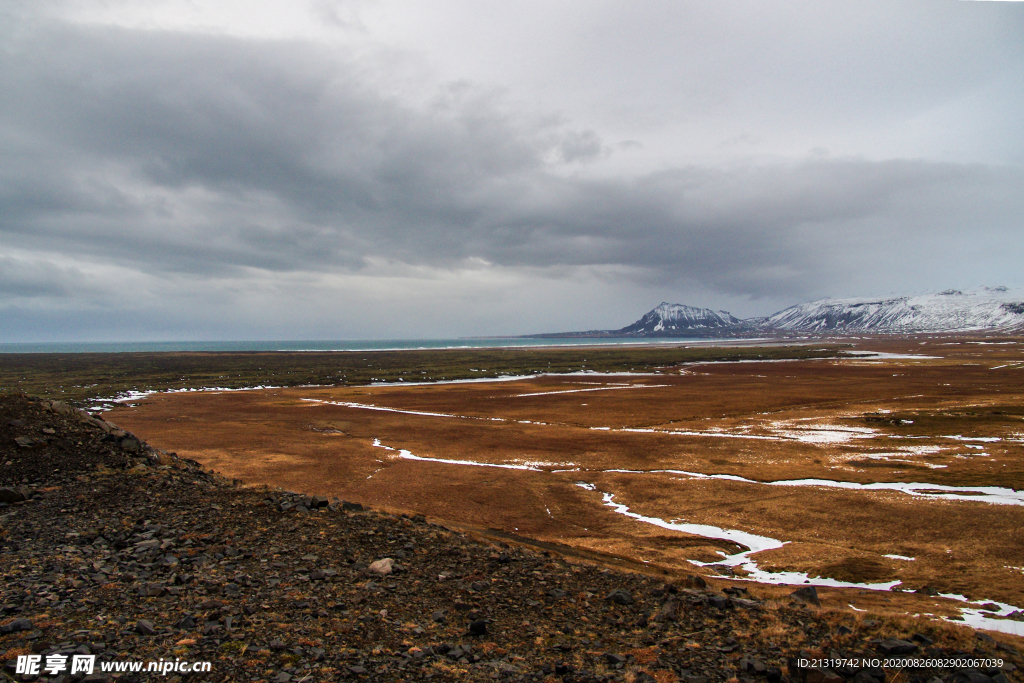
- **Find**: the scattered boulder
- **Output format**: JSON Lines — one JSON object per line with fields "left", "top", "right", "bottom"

{"left": 0, "top": 618, "right": 33, "bottom": 634}
{"left": 0, "top": 486, "right": 31, "bottom": 504}
{"left": 876, "top": 637, "right": 918, "bottom": 655}
{"left": 652, "top": 598, "right": 678, "bottom": 622}
{"left": 790, "top": 586, "right": 820, "bottom": 606}
{"left": 368, "top": 558, "right": 395, "bottom": 576}
{"left": 682, "top": 574, "right": 708, "bottom": 590}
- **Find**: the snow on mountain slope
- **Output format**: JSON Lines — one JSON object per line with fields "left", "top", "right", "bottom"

{"left": 617, "top": 302, "right": 742, "bottom": 335}
{"left": 764, "top": 287, "right": 1024, "bottom": 333}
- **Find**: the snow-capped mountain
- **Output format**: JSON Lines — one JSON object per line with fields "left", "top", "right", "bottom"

{"left": 763, "top": 287, "right": 1024, "bottom": 333}
{"left": 538, "top": 287, "right": 1024, "bottom": 338}
{"left": 615, "top": 302, "right": 743, "bottom": 336}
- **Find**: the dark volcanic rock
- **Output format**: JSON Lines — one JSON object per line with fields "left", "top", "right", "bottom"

{"left": 876, "top": 637, "right": 918, "bottom": 655}
{"left": 790, "top": 585, "right": 820, "bottom": 606}
{"left": 606, "top": 588, "right": 634, "bottom": 605}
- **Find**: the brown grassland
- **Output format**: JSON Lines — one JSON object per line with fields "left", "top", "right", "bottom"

{"left": 105, "top": 336, "right": 1024, "bottom": 633}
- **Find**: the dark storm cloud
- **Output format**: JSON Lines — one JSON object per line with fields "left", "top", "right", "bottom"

{"left": 1, "top": 7, "right": 1022, "bottom": 324}
{"left": 0, "top": 255, "right": 87, "bottom": 300}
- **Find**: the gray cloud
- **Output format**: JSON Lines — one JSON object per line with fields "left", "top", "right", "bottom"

{"left": 1, "top": 2, "right": 1022, "bottom": 340}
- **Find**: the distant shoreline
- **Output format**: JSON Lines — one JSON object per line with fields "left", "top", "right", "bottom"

{"left": 0, "top": 337, "right": 705, "bottom": 354}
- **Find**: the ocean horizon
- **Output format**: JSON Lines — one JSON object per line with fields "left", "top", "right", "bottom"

{"left": 0, "top": 337, "right": 701, "bottom": 354}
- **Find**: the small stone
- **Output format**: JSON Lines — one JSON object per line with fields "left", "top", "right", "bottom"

{"left": 653, "top": 598, "right": 678, "bottom": 622}
{"left": 740, "top": 657, "right": 767, "bottom": 674}
{"left": 804, "top": 668, "right": 844, "bottom": 683}
{"left": 467, "top": 619, "right": 487, "bottom": 636}
{"left": 606, "top": 589, "right": 633, "bottom": 605}
{"left": 0, "top": 618, "right": 33, "bottom": 634}
{"left": 368, "top": 558, "right": 395, "bottom": 575}
{"left": 0, "top": 487, "right": 28, "bottom": 504}
{"left": 135, "top": 620, "right": 156, "bottom": 636}
{"left": 682, "top": 574, "right": 708, "bottom": 590}
{"left": 948, "top": 673, "right": 996, "bottom": 683}
{"left": 852, "top": 671, "right": 881, "bottom": 683}
{"left": 876, "top": 638, "right": 918, "bottom": 655}
{"left": 140, "top": 584, "right": 166, "bottom": 598}
{"left": 790, "top": 586, "right": 820, "bottom": 606}
{"left": 708, "top": 595, "right": 731, "bottom": 610}
{"left": 431, "top": 609, "right": 446, "bottom": 623}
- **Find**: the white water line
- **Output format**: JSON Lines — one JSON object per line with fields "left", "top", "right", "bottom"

{"left": 596, "top": 488, "right": 1024, "bottom": 635}
{"left": 512, "top": 384, "right": 668, "bottom": 398}
{"left": 372, "top": 438, "right": 550, "bottom": 471}
{"left": 304, "top": 398, "right": 506, "bottom": 422}
{"left": 600, "top": 468, "right": 1024, "bottom": 506}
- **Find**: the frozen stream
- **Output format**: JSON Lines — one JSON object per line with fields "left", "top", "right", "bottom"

{"left": 596, "top": 488, "right": 1024, "bottom": 636}
{"left": 370, "top": 437, "right": 1024, "bottom": 635}
{"left": 601, "top": 468, "right": 1024, "bottom": 506}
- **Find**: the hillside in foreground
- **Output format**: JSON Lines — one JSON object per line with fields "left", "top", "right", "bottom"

{"left": 2, "top": 392, "right": 1022, "bottom": 682}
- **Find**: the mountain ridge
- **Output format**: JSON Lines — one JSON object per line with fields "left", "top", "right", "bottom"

{"left": 536, "top": 287, "right": 1024, "bottom": 338}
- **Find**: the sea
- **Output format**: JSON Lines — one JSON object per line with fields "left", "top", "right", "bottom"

{"left": 0, "top": 337, "right": 702, "bottom": 354}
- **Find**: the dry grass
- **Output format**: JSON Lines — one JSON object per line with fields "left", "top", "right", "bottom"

{"left": 108, "top": 335, "right": 1024, "bottom": 636}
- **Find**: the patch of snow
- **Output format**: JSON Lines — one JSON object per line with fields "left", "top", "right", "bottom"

{"left": 370, "top": 439, "right": 540, "bottom": 471}
{"left": 602, "top": 469, "right": 1024, "bottom": 506}
{"left": 936, "top": 593, "right": 1024, "bottom": 636}
{"left": 839, "top": 351, "right": 942, "bottom": 360}
{"left": 303, "top": 398, "right": 505, "bottom": 422}
{"left": 95, "top": 384, "right": 284, "bottom": 409}
{"left": 511, "top": 384, "right": 667, "bottom": 398}
{"left": 942, "top": 435, "right": 1001, "bottom": 443}
{"left": 883, "top": 555, "right": 916, "bottom": 561}
{"left": 601, "top": 492, "right": 901, "bottom": 590}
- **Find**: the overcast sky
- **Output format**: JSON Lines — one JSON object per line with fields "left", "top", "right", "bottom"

{"left": 2, "top": 0, "right": 1022, "bottom": 341}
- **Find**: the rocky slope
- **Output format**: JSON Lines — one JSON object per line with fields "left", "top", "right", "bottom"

{"left": 1, "top": 392, "right": 1021, "bottom": 683}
